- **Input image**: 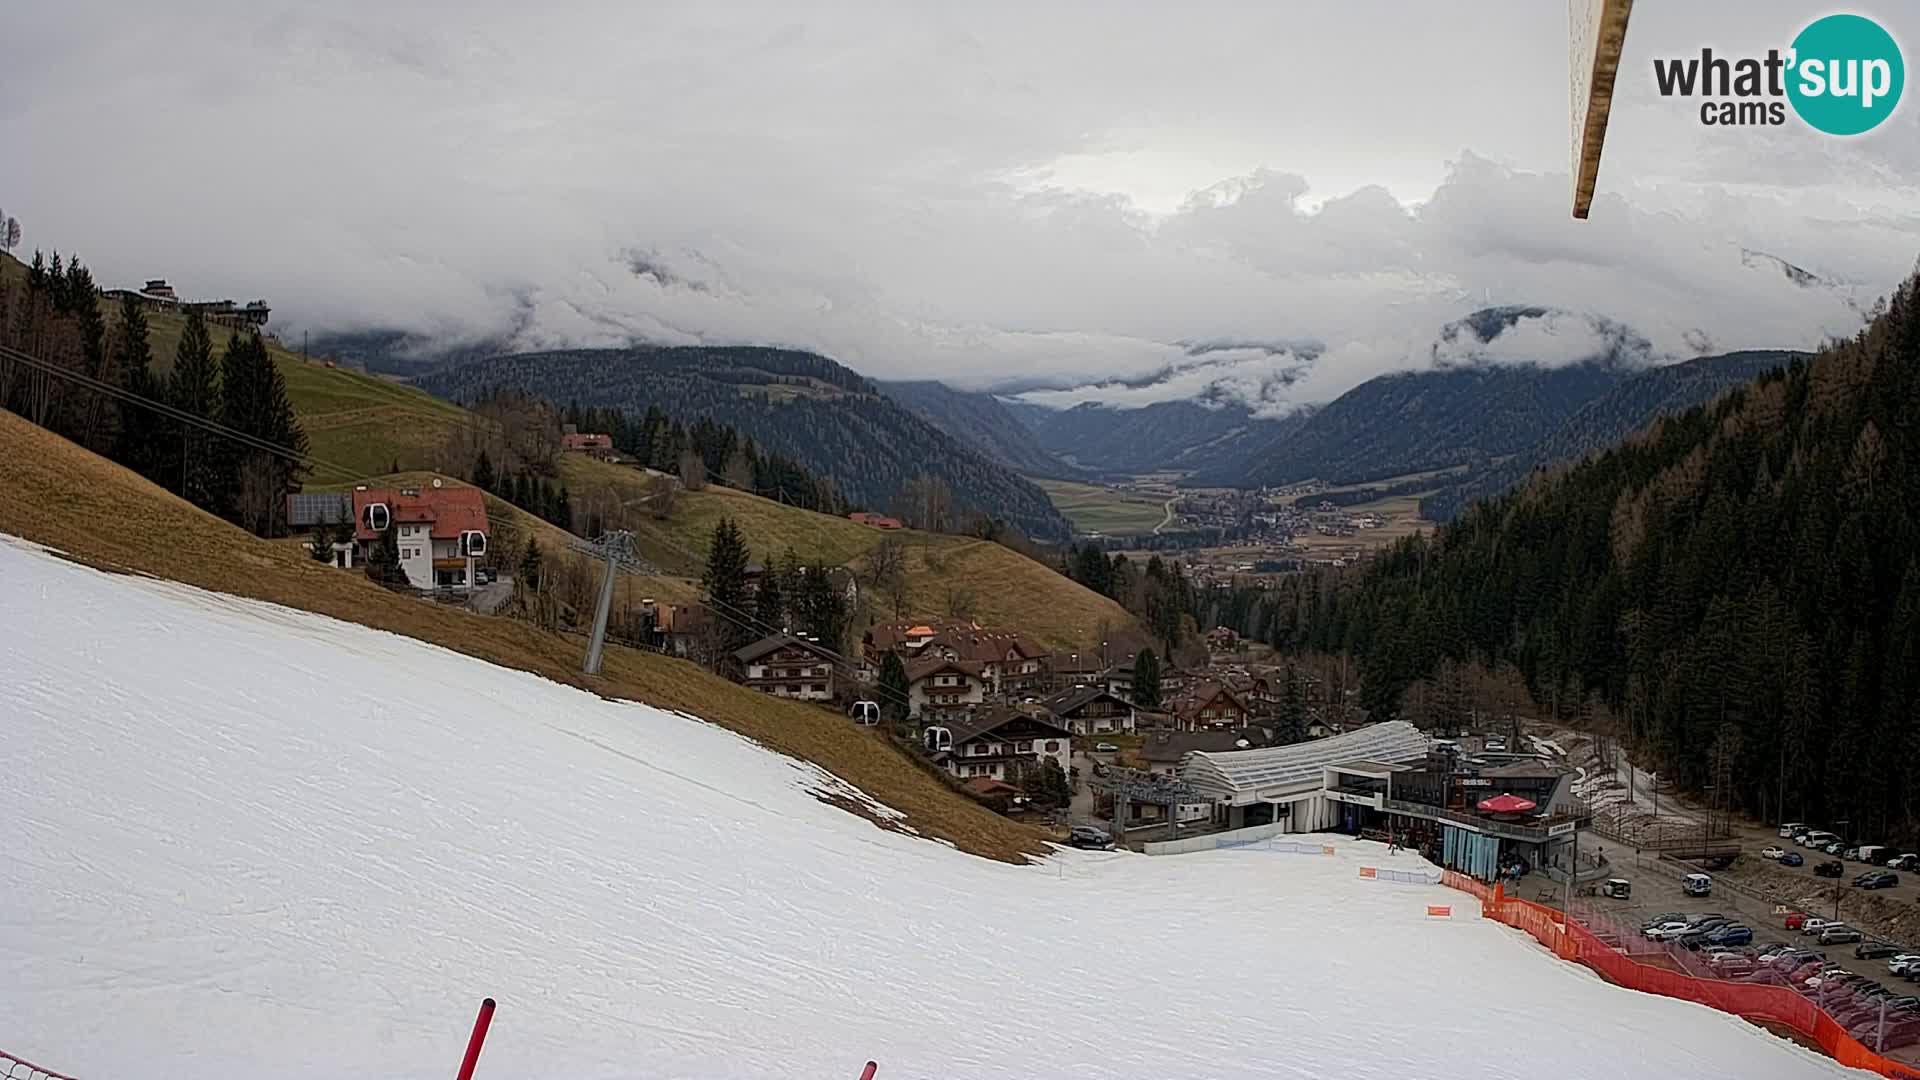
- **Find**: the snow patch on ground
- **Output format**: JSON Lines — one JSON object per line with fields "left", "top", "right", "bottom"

{"left": 0, "top": 537, "right": 1849, "bottom": 1078}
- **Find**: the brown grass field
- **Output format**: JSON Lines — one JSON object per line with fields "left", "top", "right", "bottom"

{"left": 0, "top": 410, "right": 1045, "bottom": 863}
{"left": 556, "top": 455, "right": 1143, "bottom": 654}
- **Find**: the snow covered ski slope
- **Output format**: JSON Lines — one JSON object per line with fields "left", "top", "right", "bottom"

{"left": 0, "top": 537, "right": 1850, "bottom": 1078}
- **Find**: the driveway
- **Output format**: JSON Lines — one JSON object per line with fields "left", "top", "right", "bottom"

{"left": 469, "top": 574, "right": 513, "bottom": 615}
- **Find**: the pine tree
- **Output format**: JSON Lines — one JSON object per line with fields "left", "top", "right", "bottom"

{"left": 702, "top": 517, "right": 752, "bottom": 656}
{"left": 364, "top": 526, "right": 409, "bottom": 589}
{"left": 520, "top": 538, "right": 545, "bottom": 593}
{"left": 554, "top": 485, "right": 573, "bottom": 531}
{"left": 1277, "top": 665, "right": 1307, "bottom": 745}
{"left": 216, "top": 333, "right": 308, "bottom": 536}
{"left": 797, "top": 560, "right": 849, "bottom": 653}
{"left": 109, "top": 296, "right": 164, "bottom": 481}
{"left": 473, "top": 449, "right": 496, "bottom": 493}
{"left": 1132, "top": 648, "right": 1162, "bottom": 708}
{"left": 310, "top": 525, "right": 336, "bottom": 562}
{"left": 167, "top": 311, "right": 222, "bottom": 512}
{"left": 754, "top": 551, "right": 786, "bottom": 631}
{"left": 877, "top": 651, "right": 910, "bottom": 726}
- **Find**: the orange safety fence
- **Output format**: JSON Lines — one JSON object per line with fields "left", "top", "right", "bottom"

{"left": 1437, "top": 874, "right": 1920, "bottom": 1078}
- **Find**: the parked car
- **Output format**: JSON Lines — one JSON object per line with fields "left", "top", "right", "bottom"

{"left": 1860, "top": 871, "right": 1900, "bottom": 890}
{"left": 1644, "top": 920, "right": 1693, "bottom": 941}
{"left": 1786, "top": 911, "right": 1811, "bottom": 930}
{"left": 1762, "top": 846, "right": 1787, "bottom": 860}
{"left": 1824, "top": 925, "right": 1867, "bottom": 945}
{"left": 1845, "top": 847, "right": 1863, "bottom": 861}
{"left": 1683, "top": 872, "right": 1714, "bottom": 897}
{"left": 1817, "top": 860, "right": 1846, "bottom": 878}
{"left": 1894, "top": 854, "right": 1920, "bottom": 872}
{"left": 1704, "top": 925, "right": 1755, "bottom": 947}
{"left": 1860, "top": 942, "right": 1902, "bottom": 960}
{"left": 1066, "top": 826, "right": 1114, "bottom": 850}
{"left": 1643, "top": 911, "right": 1687, "bottom": 929}
{"left": 1781, "top": 852, "right": 1805, "bottom": 867}
{"left": 1828, "top": 841, "right": 1849, "bottom": 855}
{"left": 1803, "top": 918, "right": 1835, "bottom": 936}
{"left": 1862, "top": 845, "right": 1894, "bottom": 864}
{"left": 1780, "top": 822, "right": 1810, "bottom": 838}
{"left": 1093, "top": 742, "right": 1119, "bottom": 753}
{"left": 1886, "top": 955, "right": 1920, "bottom": 975}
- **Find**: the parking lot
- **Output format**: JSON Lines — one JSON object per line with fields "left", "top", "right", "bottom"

{"left": 1576, "top": 854, "right": 1920, "bottom": 1062}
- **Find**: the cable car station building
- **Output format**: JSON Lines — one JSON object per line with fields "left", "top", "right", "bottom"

{"left": 1179, "top": 721, "right": 1591, "bottom": 881}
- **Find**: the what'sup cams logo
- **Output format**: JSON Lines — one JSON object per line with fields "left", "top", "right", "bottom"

{"left": 1653, "top": 13, "right": 1904, "bottom": 134}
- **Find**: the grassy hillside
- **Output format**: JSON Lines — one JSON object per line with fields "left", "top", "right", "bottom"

{"left": 1033, "top": 478, "right": 1168, "bottom": 535}
{"left": 24, "top": 255, "right": 475, "bottom": 484}
{"left": 557, "top": 455, "right": 1144, "bottom": 653}
{"left": 0, "top": 409, "right": 1042, "bottom": 863}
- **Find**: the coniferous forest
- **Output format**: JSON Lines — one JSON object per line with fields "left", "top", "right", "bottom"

{"left": 0, "top": 251, "right": 308, "bottom": 536}
{"left": 1279, "top": 267, "right": 1920, "bottom": 839}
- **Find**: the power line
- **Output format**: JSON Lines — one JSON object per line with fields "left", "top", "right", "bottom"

{"left": 0, "top": 342, "right": 364, "bottom": 483}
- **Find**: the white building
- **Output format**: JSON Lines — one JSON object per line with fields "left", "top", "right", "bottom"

{"left": 351, "top": 484, "right": 489, "bottom": 591}
{"left": 934, "top": 706, "right": 1073, "bottom": 784}
{"left": 1179, "top": 721, "right": 1431, "bottom": 832}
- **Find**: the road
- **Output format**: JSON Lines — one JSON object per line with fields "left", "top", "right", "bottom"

{"left": 1152, "top": 495, "right": 1178, "bottom": 535}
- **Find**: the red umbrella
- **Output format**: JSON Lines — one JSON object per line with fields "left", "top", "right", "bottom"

{"left": 1477, "top": 792, "right": 1537, "bottom": 813}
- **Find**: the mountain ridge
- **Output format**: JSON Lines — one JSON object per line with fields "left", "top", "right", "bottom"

{"left": 414, "top": 346, "right": 1075, "bottom": 541}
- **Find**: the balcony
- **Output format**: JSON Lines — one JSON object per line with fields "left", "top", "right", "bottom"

{"left": 1382, "top": 797, "right": 1594, "bottom": 844}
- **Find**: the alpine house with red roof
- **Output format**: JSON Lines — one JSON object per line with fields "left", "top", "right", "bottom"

{"left": 351, "top": 484, "right": 490, "bottom": 591}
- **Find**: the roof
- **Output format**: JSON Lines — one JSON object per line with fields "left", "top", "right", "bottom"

{"left": 906, "top": 656, "right": 984, "bottom": 683}
{"left": 963, "top": 777, "right": 1022, "bottom": 797}
{"left": 940, "top": 705, "right": 1074, "bottom": 747}
{"left": 1330, "top": 759, "right": 1416, "bottom": 775}
{"left": 286, "top": 492, "right": 352, "bottom": 528}
{"left": 1168, "top": 681, "right": 1249, "bottom": 718}
{"left": 1041, "top": 686, "right": 1131, "bottom": 716}
{"left": 561, "top": 432, "right": 613, "bottom": 451}
{"left": 1181, "top": 721, "right": 1430, "bottom": 801}
{"left": 872, "top": 620, "right": 1048, "bottom": 663}
{"left": 351, "top": 486, "right": 488, "bottom": 543}
{"left": 1141, "top": 727, "right": 1274, "bottom": 763}
{"left": 733, "top": 634, "right": 835, "bottom": 665}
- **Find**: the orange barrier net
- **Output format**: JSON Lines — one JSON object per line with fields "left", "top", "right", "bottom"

{"left": 1438, "top": 872, "right": 1920, "bottom": 1078}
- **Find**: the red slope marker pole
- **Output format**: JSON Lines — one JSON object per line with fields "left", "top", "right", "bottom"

{"left": 455, "top": 998, "right": 497, "bottom": 1080}
{"left": 859, "top": 1062, "right": 878, "bottom": 1080}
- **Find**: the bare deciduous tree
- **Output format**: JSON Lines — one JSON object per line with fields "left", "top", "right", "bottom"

{"left": 866, "top": 537, "right": 908, "bottom": 617}
{"left": 649, "top": 473, "right": 677, "bottom": 518}
{"left": 944, "top": 583, "right": 976, "bottom": 620}
{"left": 678, "top": 449, "right": 708, "bottom": 491}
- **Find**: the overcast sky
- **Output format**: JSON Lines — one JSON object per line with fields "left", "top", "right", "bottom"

{"left": 5, "top": 1, "right": 1918, "bottom": 408}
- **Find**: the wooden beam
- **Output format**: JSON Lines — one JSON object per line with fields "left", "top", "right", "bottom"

{"left": 1570, "top": 0, "right": 1635, "bottom": 219}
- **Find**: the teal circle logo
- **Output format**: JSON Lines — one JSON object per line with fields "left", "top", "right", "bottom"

{"left": 1787, "top": 14, "right": 1904, "bottom": 135}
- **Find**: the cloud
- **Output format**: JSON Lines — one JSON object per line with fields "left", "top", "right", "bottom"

{"left": 3, "top": 0, "right": 1916, "bottom": 415}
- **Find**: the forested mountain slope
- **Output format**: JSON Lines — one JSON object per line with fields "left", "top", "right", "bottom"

{"left": 1301, "top": 273, "right": 1920, "bottom": 836}
{"left": 1025, "top": 399, "right": 1306, "bottom": 478}
{"left": 1418, "top": 350, "right": 1806, "bottom": 520}
{"left": 878, "top": 380, "right": 1077, "bottom": 478}
{"left": 417, "top": 347, "right": 1073, "bottom": 541}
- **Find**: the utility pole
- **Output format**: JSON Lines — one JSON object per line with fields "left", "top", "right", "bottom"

{"left": 570, "top": 530, "right": 657, "bottom": 676}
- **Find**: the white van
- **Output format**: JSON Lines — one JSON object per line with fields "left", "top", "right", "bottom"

{"left": 1779, "top": 822, "right": 1810, "bottom": 838}
{"left": 1683, "top": 872, "right": 1713, "bottom": 897}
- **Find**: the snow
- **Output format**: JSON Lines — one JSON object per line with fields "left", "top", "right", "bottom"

{"left": 0, "top": 537, "right": 1850, "bottom": 1079}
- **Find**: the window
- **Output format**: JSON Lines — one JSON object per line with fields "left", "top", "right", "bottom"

{"left": 1044, "top": 741, "right": 1059, "bottom": 752}
{"left": 1016, "top": 741, "right": 1032, "bottom": 753}
{"left": 970, "top": 744, "right": 986, "bottom": 756}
